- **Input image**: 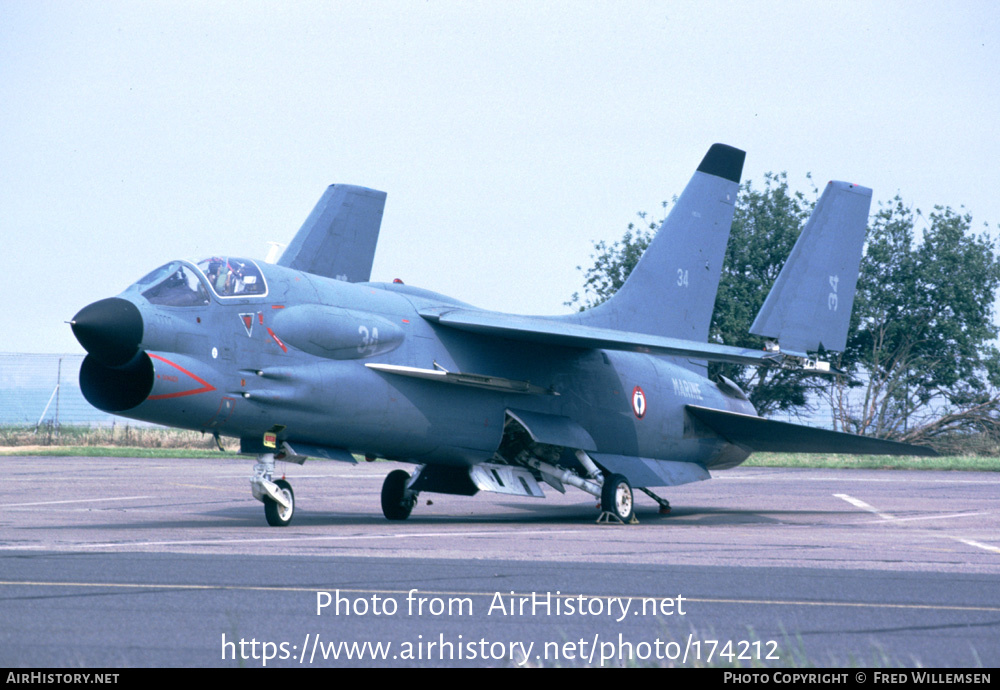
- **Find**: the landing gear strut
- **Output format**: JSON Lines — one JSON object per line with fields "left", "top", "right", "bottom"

{"left": 381, "top": 469, "right": 418, "bottom": 520}
{"left": 638, "top": 487, "right": 671, "bottom": 514}
{"left": 251, "top": 453, "right": 295, "bottom": 527}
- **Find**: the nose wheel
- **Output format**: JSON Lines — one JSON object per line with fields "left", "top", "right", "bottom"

{"left": 264, "top": 479, "right": 295, "bottom": 526}
{"left": 251, "top": 453, "right": 295, "bottom": 527}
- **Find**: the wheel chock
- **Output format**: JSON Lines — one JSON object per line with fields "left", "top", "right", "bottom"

{"left": 596, "top": 511, "right": 639, "bottom": 525}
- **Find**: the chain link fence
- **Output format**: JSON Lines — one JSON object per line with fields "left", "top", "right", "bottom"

{"left": 1, "top": 353, "right": 117, "bottom": 428}
{"left": 1, "top": 353, "right": 230, "bottom": 449}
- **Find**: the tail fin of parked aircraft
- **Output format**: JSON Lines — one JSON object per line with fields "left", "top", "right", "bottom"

{"left": 277, "top": 184, "right": 387, "bottom": 282}
{"left": 575, "top": 144, "right": 745, "bottom": 343}
{"left": 750, "top": 181, "right": 872, "bottom": 356}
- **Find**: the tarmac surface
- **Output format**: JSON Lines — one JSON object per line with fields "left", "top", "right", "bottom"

{"left": 1, "top": 455, "right": 998, "bottom": 668}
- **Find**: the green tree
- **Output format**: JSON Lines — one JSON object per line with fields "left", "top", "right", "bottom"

{"left": 709, "top": 173, "right": 818, "bottom": 416}
{"left": 565, "top": 210, "right": 659, "bottom": 311}
{"left": 832, "top": 200, "right": 1000, "bottom": 444}
{"left": 570, "top": 177, "right": 1000, "bottom": 443}
{"left": 569, "top": 172, "right": 822, "bottom": 416}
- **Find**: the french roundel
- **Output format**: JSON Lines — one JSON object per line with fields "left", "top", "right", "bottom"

{"left": 632, "top": 386, "right": 647, "bottom": 419}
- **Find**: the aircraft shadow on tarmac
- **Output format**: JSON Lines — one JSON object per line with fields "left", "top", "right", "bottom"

{"left": 39, "top": 502, "right": 850, "bottom": 532}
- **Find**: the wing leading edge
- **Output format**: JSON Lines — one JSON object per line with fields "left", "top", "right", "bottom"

{"left": 419, "top": 307, "right": 787, "bottom": 368}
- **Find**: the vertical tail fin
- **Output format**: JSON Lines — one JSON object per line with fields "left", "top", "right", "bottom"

{"left": 277, "top": 184, "right": 387, "bottom": 282}
{"left": 575, "top": 144, "right": 745, "bottom": 342}
{"left": 750, "top": 181, "right": 873, "bottom": 355}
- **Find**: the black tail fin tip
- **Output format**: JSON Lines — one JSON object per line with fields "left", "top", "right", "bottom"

{"left": 696, "top": 144, "right": 746, "bottom": 183}
{"left": 571, "top": 143, "right": 743, "bottom": 347}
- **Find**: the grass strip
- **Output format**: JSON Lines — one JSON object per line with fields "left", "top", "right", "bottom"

{"left": 745, "top": 452, "right": 999, "bottom": 471}
{"left": 0, "top": 446, "right": 240, "bottom": 459}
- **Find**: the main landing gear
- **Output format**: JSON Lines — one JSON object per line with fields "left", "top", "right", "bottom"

{"left": 597, "top": 477, "right": 672, "bottom": 522}
{"left": 251, "top": 453, "right": 295, "bottom": 527}
{"left": 599, "top": 473, "right": 636, "bottom": 524}
{"left": 381, "top": 468, "right": 418, "bottom": 520}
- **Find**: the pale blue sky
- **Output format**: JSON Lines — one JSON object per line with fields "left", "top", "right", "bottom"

{"left": 3, "top": 1, "right": 998, "bottom": 353}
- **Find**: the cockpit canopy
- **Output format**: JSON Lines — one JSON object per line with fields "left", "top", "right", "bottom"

{"left": 135, "top": 258, "right": 267, "bottom": 306}
{"left": 195, "top": 257, "right": 266, "bottom": 297}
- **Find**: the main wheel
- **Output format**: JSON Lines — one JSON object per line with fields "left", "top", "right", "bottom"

{"left": 601, "top": 473, "right": 634, "bottom": 522}
{"left": 264, "top": 479, "right": 294, "bottom": 527}
{"left": 381, "top": 469, "right": 414, "bottom": 521}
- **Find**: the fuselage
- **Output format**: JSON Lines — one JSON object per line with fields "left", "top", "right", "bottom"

{"left": 74, "top": 258, "right": 756, "bottom": 472}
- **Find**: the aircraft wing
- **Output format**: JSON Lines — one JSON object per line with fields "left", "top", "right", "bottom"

{"left": 419, "top": 307, "right": 785, "bottom": 368}
{"left": 685, "top": 405, "right": 938, "bottom": 456}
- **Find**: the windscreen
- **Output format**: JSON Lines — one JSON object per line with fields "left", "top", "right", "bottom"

{"left": 139, "top": 262, "right": 210, "bottom": 307}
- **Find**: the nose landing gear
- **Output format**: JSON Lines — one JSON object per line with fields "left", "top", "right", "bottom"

{"left": 251, "top": 453, "right": 295, "bottom": 526}
{"left": 263, "top": 479, "right": 294, "bottom": 527}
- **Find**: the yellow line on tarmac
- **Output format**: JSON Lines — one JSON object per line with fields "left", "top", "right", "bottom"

{"left": 166, "top": 482, "right": 230, "bottom": 492}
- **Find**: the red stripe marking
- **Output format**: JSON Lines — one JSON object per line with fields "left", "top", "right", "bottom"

{"left": 271, "top": 305, "right": 285, "bottom": 309}
{"left": 147, "top": 353, "right": 217, "bottom": 400}
{"left": 267, "top": 327, "right": 288, "bottom": 353}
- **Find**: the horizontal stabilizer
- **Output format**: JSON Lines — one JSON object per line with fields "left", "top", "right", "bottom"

{"left": 278, "top": 184, "right": 387, "bottom": 282}
{"left": 686, "top": 405, "right": 937, "bottom": 456}
{"left": 750, "top": 181, "right": 872, "bottom": 355}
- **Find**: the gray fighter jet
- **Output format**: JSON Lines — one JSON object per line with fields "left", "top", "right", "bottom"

{"left": 71, "top": 144, "right": 934, "bottom": 526}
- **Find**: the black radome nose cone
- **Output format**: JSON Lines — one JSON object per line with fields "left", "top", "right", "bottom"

{"left": 71, "top": 298, "right": 143, "bottom": 366}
